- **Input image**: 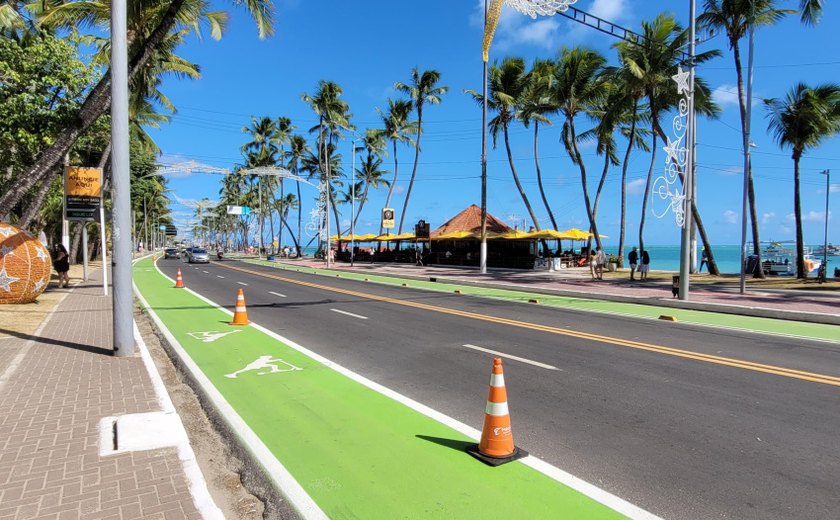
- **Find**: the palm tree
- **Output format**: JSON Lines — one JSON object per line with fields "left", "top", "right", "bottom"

{"left": 0, "top": 0, "right": 272, "bottom": 212}
{"left": 376, "top": 98, "right": 416, "bottom": 235}
{"left": 241, "top": 116, "right": 279, "bottom": 252}
{"left": 466, "top": 57, "right": 541, "bottom": 231}
{"left": 699, "top": 0, "right": 796, "bottom": 277}
{"left": 285, "top": 134, "right": 310, "bottom": 254}
{"left": 353, "top": 130, "right": 390, "bottom": 229}
{"left": 302, "top": 81, "right": 352, "bottom": 254}
{"left": 551, "top": 47, "right": 609, "bottom": 247}
{"left": 619, "top": 14, "right": 721, "bottom": 271}
{"left": 764, "top": 83, "right": 840, "bottom": 278}
{"left": 274, "top": 117, "right": 295, "bottom": 249}
{"left": 394, "top": 68, "right": 448, "bottom": 233}
{"left": 519, "top": 58, "right": 559, "bottom": 230}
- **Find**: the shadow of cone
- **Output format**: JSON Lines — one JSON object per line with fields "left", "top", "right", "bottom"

{"left": 230, "top": 288, "right": 250, "bottom": 325}
{"left": 467, "top": 357, "right": 527, "bottom": 466}
{"left": 174, "top": 268, "right": 185, "bottom": 288}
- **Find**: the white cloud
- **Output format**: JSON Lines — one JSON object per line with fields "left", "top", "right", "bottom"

{"left": 723, "top": 210, "right": 738, "bottom": 224}
{"left": 762, "top": 212, "right": 775, "bottom": 225}
{"left": 626, "top": 178, "right": 645, "bottom": 195}
{"left": 712, "top": 85, "right": 740, "bottom": 107}
{"left": 393, "top": 185, "right": 406, "bottom": 195}
{"left": 787, "top": 211, "right": 827, "bottom": 222}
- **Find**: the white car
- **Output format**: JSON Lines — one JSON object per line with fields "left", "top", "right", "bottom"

{"left": 189, "top": 248, "right": 210, "bottom": 263}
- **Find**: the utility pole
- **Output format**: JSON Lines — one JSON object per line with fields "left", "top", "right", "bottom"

{"left": 678, "top": 0, "right": 697, "bottom": 301}
{"left": 110, "top": 0, "right": 133, "bottom": 356}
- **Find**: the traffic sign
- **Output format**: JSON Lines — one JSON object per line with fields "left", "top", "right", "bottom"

{"left": 65, "top": 166, "right": 102, "bottom": 221}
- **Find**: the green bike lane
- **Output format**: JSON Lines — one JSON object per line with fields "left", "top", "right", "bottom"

{"left": 240, "top": 258, "right": 839, "bottom": 343}
{"left": 133, "top": 257, "right": 651, "bottom": 519}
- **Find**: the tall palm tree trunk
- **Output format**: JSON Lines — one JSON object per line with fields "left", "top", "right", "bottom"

{"left": 18, "top": 173, "right": 57, "bottom": 229}
{"left": 639, "top": 133, "right": 658, "bottom": 254}
{"left": 0, "top": 0, "right": 189, "bottom": 212}
{"left": 503, "top": 125, "right": 540, "bottom": 230}
{"left": 398, "top": 110, "right": 422, "bottom": 234}
{"left": 569, "top": 120, "right": 598, "bottom": 245}
{"left": 533, "top": 122, "right": 558, "bottom": 230}
{"left": 381, "top": 141, "right": 399, "bottom": 236}
{"left": 732, "top": 43, "right": 765, "bottom": 277}
{"left": 793, "top": 152, "right": 805, "bottom": 278}
{"left": 355, "top": 182, "right": 371, "bottom": 228}
{"left": 618, "top": 99, "right": 639, "bottom": 268}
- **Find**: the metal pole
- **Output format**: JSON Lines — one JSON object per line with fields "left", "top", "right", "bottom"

{"left": 258, "top": 178, "right": 263, "bottom": 258}
{"left": 678, "top": 0, "right": 696, "bottom": 301}
{"left": 739, "top": 1, "right": 756, "bottom": 294}
{"left": 479, "top": 0, "right": 489, "bottom": 274}
{"left": 823, "top": 169, "right": 830, "bottom": 281}
{"left": 110, "top": 0, "right": 132, "bottom": 355}
{"left": 82, "top": 224, "right": 89, "bottom": 281}
{"left": 100, "top": 205, "right": 108, "bottom": 296}
{"left": 351, "top": 138, "right": 356, "bottom": 267}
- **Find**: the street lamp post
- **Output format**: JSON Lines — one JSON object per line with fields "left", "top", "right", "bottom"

{"left": 739, "top": 0, "right": 757, "bottom": 294}
{"left": 821, "top": 169, "right": 830, "bottom": 282}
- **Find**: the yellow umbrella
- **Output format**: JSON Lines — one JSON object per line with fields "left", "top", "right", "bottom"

{"left": 433, "top": 230, "right": 478, "bottom": 240}
{"left": 355, "top": 233, "right": 377, "bottom": 241}
{"left": 528, "top": 229, "right": 577, "bottom": 240}
{"left": 390, "top": 232, "right": 416, "bottom": 240}
{"left": 491, "top": 229, "right": 534, "bottom": 239}
{"left": 560, "top": 228, "right": 591, "bottom": 240}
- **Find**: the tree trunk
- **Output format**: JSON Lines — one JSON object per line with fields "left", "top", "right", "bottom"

{"left": 503, "top": 125, "right": 540, "bottom": 230}
{"left": 732, "top": 40, "right": 765, "bottom": 277}
{"left": 639, "top": 132, "right": 658, "bottom": 255}
{"left": 618, "top": 98, "right": 639, "bottom": 268}
{"left": 69, "top": 222, "right": 83, "bottom": 264}
{"left": 592, "top": 152, "right": 611, "bottom": 234}
{"left": 533, "top": 122, "right": 558, "bottom": 230}
{"left": 381, "top": 140, "right": 399, "bottom": 236}
{"left": 398, "top": 109, "right": 422, "bottom": 234}
{"left": 296, "top": 179, "right": 303, "bottom": 254}
{"left": 569, "top": 119, "right": 598, "bottom": 246}
{"left": 793, "top": 152, "right": 805, "bottom": 278}
{"left": 0, "top": 0, "right": 189, "bottom": 213}
{"left": 18, "top": 172, "right": 58, "bottom": 229}
{"left": 355, "top": 181, "right": 371, "bottom": 229}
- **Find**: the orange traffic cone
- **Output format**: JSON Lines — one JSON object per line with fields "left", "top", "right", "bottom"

{"left": 174, "top": 268, "right": 185, "bottom": 288}
{"left": 467, "top": 357, "right": 527, "bottom": 466}
{"left": 230, "top": 288, "right": 250, "bottom": 325}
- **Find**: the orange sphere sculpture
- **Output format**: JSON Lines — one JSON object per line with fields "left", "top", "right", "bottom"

{"left": 0, "top": 223, "right": 53, "bottom": 304}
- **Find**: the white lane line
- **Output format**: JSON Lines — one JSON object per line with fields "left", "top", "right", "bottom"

{"left": 202, "top": 270, "right": 209, "bottom": 274}
{"left": 237, "top": 282, "right": 248, "bottom": 286}
{"left": 330, "top": 308, "right": 368, "bottom": 320}
{"left": 217, "top": 275, "right": 225, "bottom": 279}
{"left": 462, "top": 344, "right": 558, "bottom": 370}
{"left": 269, "top": 291, "right": 287, "bottom": 298}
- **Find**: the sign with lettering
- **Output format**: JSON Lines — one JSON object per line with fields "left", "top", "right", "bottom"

{"left": 382, "top": 208, "right": 395, "bottom": 229}
{"left": 65, "top": 167, "right": 102, "bottom": 221}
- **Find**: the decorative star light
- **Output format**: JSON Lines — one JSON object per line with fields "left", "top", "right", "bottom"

{"left": 663, "top": 136, "right": 684, "bottom": 165}
{"left": 35, "top": 247, "right": 48, "bottom": 263}
{"left": 0, "top": 226, "right": 14, "bottom": 238}
{"left": 33, "top": 279, "right": 45, "bottom": 292}
{"left": 0, "top": 266, "right": 20, "bottom": 293}
{"left": 672, "top": 66, "right": 690, "bottom": 95}
{"left": 0, "top": 244, "right": 13, "bottom": 257}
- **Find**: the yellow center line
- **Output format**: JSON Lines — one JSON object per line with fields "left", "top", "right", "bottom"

{"left": 217, "top": 262, "right": 840, "bottom": 388}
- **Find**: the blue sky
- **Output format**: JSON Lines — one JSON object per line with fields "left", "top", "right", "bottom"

{"left": 154, "top": 0, "right": 840, "bottom": 247}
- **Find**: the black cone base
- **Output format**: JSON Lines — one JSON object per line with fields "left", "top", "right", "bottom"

{"left": 466, "top": 444, "right": 528, "bottom": 466}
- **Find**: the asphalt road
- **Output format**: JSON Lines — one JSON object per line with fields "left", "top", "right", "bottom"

{"left": 157, "top": 257, "right": 840, "bottom": 519}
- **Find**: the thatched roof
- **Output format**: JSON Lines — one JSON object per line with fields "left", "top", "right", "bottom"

{"left": 430, "top": 205, "right": 511, "bottom": 239}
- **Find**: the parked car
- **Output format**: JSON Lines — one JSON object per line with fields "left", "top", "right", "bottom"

{"left": 164, "top": 247, "right": 179, "bottom": 259}
{"left": 189, "top": 248, "right": 210, "bottom": 264}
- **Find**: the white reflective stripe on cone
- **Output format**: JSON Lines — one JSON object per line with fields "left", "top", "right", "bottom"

{"left": 485, "top": 401, "right": 509, "bottom": 416}
{"left": 489, "top": 373, "right": 505, "bottom": 387}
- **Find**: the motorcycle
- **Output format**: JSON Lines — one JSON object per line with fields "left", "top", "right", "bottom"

{"left": 216, "top": 250, "right": 223, "bottom": 260}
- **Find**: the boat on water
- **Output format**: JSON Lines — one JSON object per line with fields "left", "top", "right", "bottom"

{"left": 813, "top": 243, "right": 840, "bottom": 256}
{"left": 747, "top": 241, "right": 822, "bottom": 276}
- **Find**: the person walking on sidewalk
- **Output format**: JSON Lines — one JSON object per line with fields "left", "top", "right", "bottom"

{"left": 639, "top": 249, "right": 651, "bottom": 281}
{"left": 53, "top": 244, "right": 70, "bottom": 288}
{"left": 589, "top": 249, "right": 598, "bottom": 280}
{"left": 595, "top": 247, "right": 606, "bottom": 280}
{"left": 628, "top": 246, "right": 639, "bottom": 280}
{"left": 699, "top": 248, "right": 708, "bottom": 272}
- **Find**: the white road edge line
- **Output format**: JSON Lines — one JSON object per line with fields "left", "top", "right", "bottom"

{"left": 237, "top": 282, "right": 248, "bottom": 286}
{"left": 202, "top": 270, "right": 209, "bottom": 274}
{"left": 461, "top": 344, "right": 559, "bottom": 370}
{"left": 141, "top": 264, "right": 327, "bottom": 520}
{"left": 269, "top": 291, "right": 286, "bottom": 298}
{"left": 217, "top": 275, "right": 224, "bottom": 279}
{"left": 330, "top": 308, "right": 368, "bottom": 320}
{"left": 147, "top": 260, "right": 658, "bottom": 520}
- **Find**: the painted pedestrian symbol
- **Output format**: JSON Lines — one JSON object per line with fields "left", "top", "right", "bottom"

{"left": 187, "top": 330, "right": 241, "bottom": 343}
{"left": 225, "top": 355, "right": 302, "bottom": 379}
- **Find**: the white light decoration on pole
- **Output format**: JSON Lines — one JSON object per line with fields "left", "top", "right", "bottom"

{"left": 506, "top": 0, "right": 577, "bottom": 17}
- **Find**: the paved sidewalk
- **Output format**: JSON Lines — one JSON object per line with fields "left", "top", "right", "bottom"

{"left": 270, "top": 257, "right": 840, "bottom": 325}
{"left": 0, "top": 271, "right": 210, "bottom": 520}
